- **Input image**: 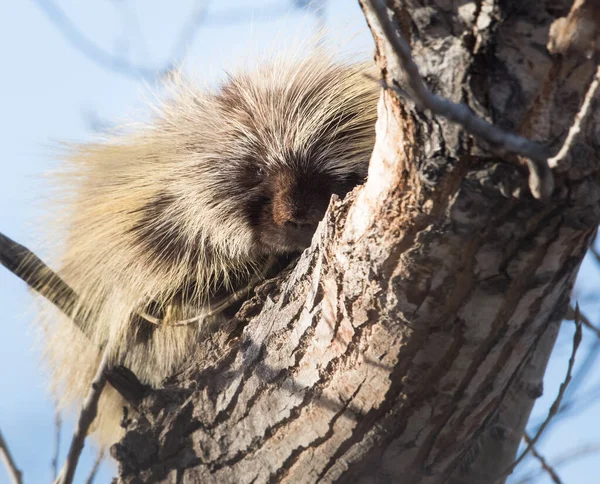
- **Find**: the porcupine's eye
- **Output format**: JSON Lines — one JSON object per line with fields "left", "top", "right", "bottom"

{"left": 344, "top": 172, "right": 365, "bottom": 188}
{"left": 331, "top": 171, "right": 366, "bottom": 196}
{"left": 238, "top": 159, "right": 267, "bottom": 189}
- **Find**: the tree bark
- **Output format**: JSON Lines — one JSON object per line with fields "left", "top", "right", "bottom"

{"left": 112, "top": 1, "right": 600, "bottom": 482}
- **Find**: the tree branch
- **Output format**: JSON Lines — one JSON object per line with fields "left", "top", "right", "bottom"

{"left": 513, "top": 443, "right": 600, "bottom": 484}
{"left": 55, "top": 350, "right": 110, "bottom": 484}
{"left": 51, "top": 407, "right": 62, "bottom": 481}
{"left": 85, "top": 450, "right": 104, "bottom": 484}
{"left": 523, "top": 433, "right": 563, "bottom": 484}
{"left": 32, "top": 0, "right": 210, "bottom": 80}
{"left": 567, "top": 303, "right": 600, "bottom": 338}
{"left": 0, "top": 232, "right": 80, "bottom": 328}
{"left": 0, "top": 427, "right": 22, "bottom": 484}
{"left": 361, "top": 0, "right": 554, "bottom": 199}
{"left": 548, "top": 64, "right": 600, "bottom": 169}
{"left": 0, "top": 231, "right": 146, "bottom": 408}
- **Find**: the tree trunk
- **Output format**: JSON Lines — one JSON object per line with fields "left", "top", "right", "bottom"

{"left": 112, "top": 1, "right": 600, "bottom": 482}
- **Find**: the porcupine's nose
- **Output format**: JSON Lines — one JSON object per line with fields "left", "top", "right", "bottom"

{"left": 283, "top": 195, "right": 321, "bottom": 227}
{"left": 273, "top": 190, "right": 323, "bottom": 229}
{"left": 284, "top": 219, "right": 317, "bottom": 230}
{"left": 274, "top": 201, "right": 316, "bottom": 228}
{"left": 271, "top": 170, "right": 330, "bottom": 233}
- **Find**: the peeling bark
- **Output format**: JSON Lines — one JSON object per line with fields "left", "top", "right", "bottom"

{"left": 113, "top": 1, "right": 600, "bottom": 482}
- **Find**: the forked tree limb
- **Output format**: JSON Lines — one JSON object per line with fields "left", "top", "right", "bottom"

{"left": 362, "top": 0, "right": 554, "bottom": 200}
{"left": 514, "top": 443, "right": 600, "bottom": 483}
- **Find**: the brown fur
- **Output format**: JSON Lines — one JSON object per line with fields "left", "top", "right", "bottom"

{"left": 37, "top": 51, "right": 379, "bottom": 446}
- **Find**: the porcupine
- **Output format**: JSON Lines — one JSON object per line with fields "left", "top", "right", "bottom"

{"left": 39, "top": 52, "right": 379, "bottom": 446}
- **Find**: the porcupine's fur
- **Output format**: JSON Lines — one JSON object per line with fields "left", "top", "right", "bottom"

{"left": 39, "top": 52, "right": 379, "bottom": 446}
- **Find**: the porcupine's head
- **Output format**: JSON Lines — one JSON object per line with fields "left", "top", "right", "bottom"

{"left": 157, "top": 54, "right": 378, "bottom": 258}
{"left": 123, "top": 54, "right": 379, "bottom": 293}
{"left": 208, "top": 56, "right": 380, "bottom": 254}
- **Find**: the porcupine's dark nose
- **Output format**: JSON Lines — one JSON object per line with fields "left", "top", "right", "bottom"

{"left": 273, "top": 191, "right": 326, "bottom": 230}
{"left": 284, "top": 220, "right": 316, "bottom": 230}
{"left": 281, "top": 198, "right": 322, "bottom": 228}
{"left": 270, "top": 170, "right": 330, "bottom": 250}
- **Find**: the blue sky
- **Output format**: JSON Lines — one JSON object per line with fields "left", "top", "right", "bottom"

{"left": 0, "top": 1, "right": 598, "bottom": 483}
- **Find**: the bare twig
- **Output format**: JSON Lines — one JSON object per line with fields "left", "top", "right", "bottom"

{"left": 554, "top": 381, "right": 600, "bottom": 421}
{"left": 33, "top": 0, "right": 210, "bottom": 80}
{"left": 548, "top": 64, "right": 600, "bottom": 169}
{"left": 84, "top": 449, "right": 104, "bottom": 484}
{"left": 361, "top": 0, "right": 553, "bottom": 199}
{"left": 566, "top": 303, "right": 600, "bottom": 338}
{"left": 0, "top": 232, "right": 81, "bottom": 330}
{"left": 0, "top": 428, "right": 22, "bottom": 484}
{"left": 55, "top": 350, "right": 111, "bottom": 484}
{"left": 513, "top": 443, "right": 600, "bottom": 484}
{"left": 498, "top": 306, "right": 583, "bottom": 481}
{"left": 1, "top": 232, "right": 149, "bottom": 410}
{"left": 523, "top": 433, "right": 563, "bottom": 484}
{"left": 529, "top": 337, "right": 600, "bottom": 440}
{"left": 35, "top": 0, "right": 323, "bottom": 82}
{"left": 51, "top": 408, "right": 62, "bottom": 481}
{"left": 205, "top": 3, "right": 292, "bottom": 25}
{"left": 164, "top": 0, "right": 212, "bottom": 72}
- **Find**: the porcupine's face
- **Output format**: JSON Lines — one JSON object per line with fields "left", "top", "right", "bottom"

{"left": 213, "top": 62, "right": 378, "bottom": 254}
{"left": 240, "top": 156, "right": 365, "bottom": 253}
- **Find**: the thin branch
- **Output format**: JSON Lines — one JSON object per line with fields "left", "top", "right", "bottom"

{"left": 566, "top": 303, "right": 600, "bottom": 338}
{"left": 498, "top": 307, "right": 583, "bottom": 481}
{"left": 523, "top": 433, "right": 563, "bottom": 484}
{"left": 548, "top": 64, "right": 600, "bottom": 169}
{"left": 0, "top": 231, "right": 175, "bottom": 410}
{"left": 55, "top": 350, "right": 111, "bottom": 484}
{"left": 165, "top": 0, "right": 212, "bottom": 70}
{"left": 51, "top": 408, "right": 62, "bottom": 481}
{"left": 0, "top": 236, "right": 115, "bottom": 477}
{"left": 206, "top": 3, "right": 293, "bottom": 25}
{"left": 529, "top": 338, "right": 600, "bottom": 440}
{"left": 34, "top": 0, "right": 322, "bottom": 82}
{"left": 84, "top": 450, "right": 104, "bottom": 484}
{"left": 0, "top": 428, "right": 22, "bottom": 484}
{"left": 32, "top": 0, "right": 210, "bottom": 81}
{"left": 0, "top": 232, "right": 83, "bottom": 331}
{"left": 361, "top": 0, "right": 553, "bottom": 199}
{"left": 591, "top": 245, "right": 600, "bottom": 266}
{"left": 513, "top": 443, "right": 600, "bottom": 484}
{"left": 552, "top": 381, "right": 600, "bottom": 421}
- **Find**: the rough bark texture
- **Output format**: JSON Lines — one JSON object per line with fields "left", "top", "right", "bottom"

{"left": 113, "top": 1, "right": 600, "bottom": 482}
